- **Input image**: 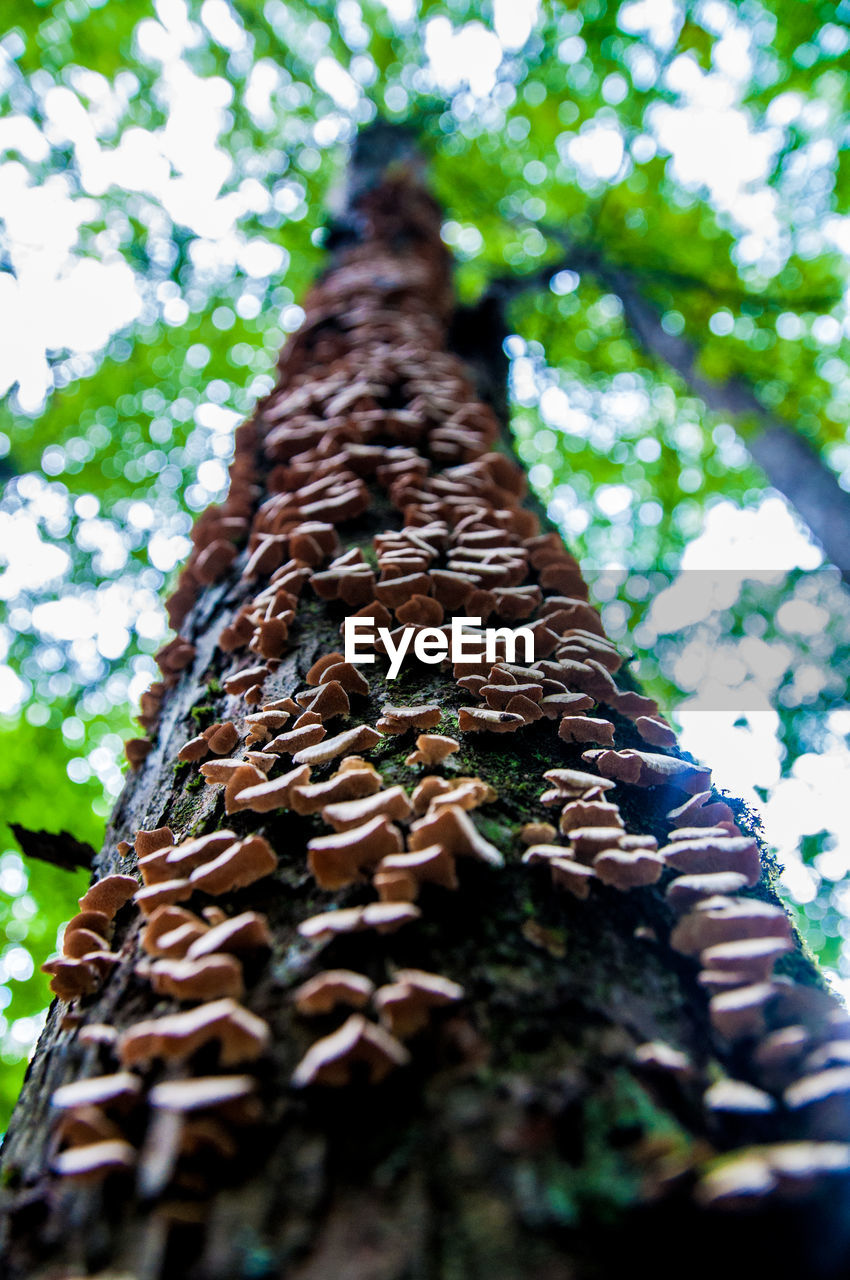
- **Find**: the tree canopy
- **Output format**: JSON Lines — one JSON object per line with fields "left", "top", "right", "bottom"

{"left": 1, "top": 0, "right": 849, "bottom": 1124}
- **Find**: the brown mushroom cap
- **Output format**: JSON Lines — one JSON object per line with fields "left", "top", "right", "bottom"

{"left": 593, "top": 848, "right": 664, "bottom": 889}
{"left": 671, "top": 899, "right": 791, "bottom": 956}
{"left": 374, "top": 969, "right": 464, "bottom": 1037}
{"left": 52, "top": 1139, "right": 136, "bottom": 1181}
{"left": 404, "top": 733, "right": 460, "bottom": 766}
{"left": 52, "top": 1072, "right": 142, "bottom": 1111}
{"left": 135, "top": 826, "right": 175, "bottom": 857}
{"left": 409, "top": 804, "right": 502, "bottom": 867}
{"left": 710, "top": 982, "right": 777, "bottom": 1041}
{"left": 458, "top": 706, "right": 524, "bottom": 734}
{"left": 118, "top": 998, "right": 270, "bottom": 1067}
{"left": 292, "top": 1014, "right": 410, "bottom": 1086}
{"left": 79, "top": 874, "right": 139, "bottom": 918}
{"left": 665, "top": 871, "right": 750, "bottom": 911}
{"left": 147, "top": 954, "right": 245, "bottom": 1001}
{"left": 428, "top": 778, "right": 495, "bottom": 813}
{"left": 704, "top": 1079, "right": 777, "bottom": 1115}
{"left": 293, "top": 723, "right": 382, "bottom": 766}
{"left": 297, "top": 902, "right": 421, "bottom": 943}
{"left": 411, "top": 775, "right": 452, "bottom": 814}
{"left": 307, "top": 816, "right": 404, "bottom": 890}
{"left": 633, "top": 1041, "right": 695, "bottom": 1080}
{"left": 659, "top": 835, "right": 761, "bottom": 885}
{"left": 377, "top": 845, "right": 459, "bottom": 892}
{"left": 142, "top": 906, "right": 209, "bottom": 958}
{"left": 148, "top": 1075, "right": 257, "bottom": 1113}
{"left": 519, "top": 822, "right": 557, "bottom": 846}
{"left": 321, "top": 785, "right": 412, "bottom": 832}
{"left": 293, "top": 970, "right": 376, "bottom": 1015}
{"left": 62, "top": 926, "right": 110, "bottom": 959}
{"left": 134, "top": 878, "right": 193, "bottom": 916}
{"left": 41, "top": 955, "right": 102, "bottom": 1000}
{"left": 186, "top": 911, "right": 272, "bottom": 959}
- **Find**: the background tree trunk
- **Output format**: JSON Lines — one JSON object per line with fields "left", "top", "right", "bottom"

{"left": 1, "top": 125, "right": 848, "bottom": 1280}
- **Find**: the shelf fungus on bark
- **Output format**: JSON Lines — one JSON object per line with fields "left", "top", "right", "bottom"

{"left": 185, "top": 910, "right": 273, "bottom": 959}
{"left": 293, "top": 970, "right": 376, "bottom": 1015}
{"left": 633, "top": 1041, "right": 696, "bottom": 1081}
{"left": 667, "top": 789, "right": 737, "bottom": 829}
{"left": 521, "top": 846, "right": 597, "bottom": 900}
{"left": 142, "top": 906, "right": 211, "bottom": 958}
{"left": 321, "top": 784, "right": 412, "bottom": 832}
{"left": 308, "top": 815, "right": 404, "bottom": 890}
{"left": 289, "top": 759, "right": 382, "bottom": 813}
{"left": 558, "top": 716, "right": 616, "bottom": 746}
{"left": 118, "top": 998, "right": 271, "bottom": 1068}
{"left": 659, "top": 834, "right": 761, "bottom": 885}
{"left": 710, "top": 982, "right": 778, "bottom": 1042}
{"left": 187, "top": 834, "right": 278, "bottom": 895}
{"left": 148, "top": 831, "right": 240, "bottom": 882}
{"left": 519, "top": 821, "right": 557, "bottom": 845}
{"left": 52, "top": 1139, "right": 137, "bottom": 1182}
{"left": 124, "top": 738, "right": 153, "bottom": 768}
{"left": 296, "top": 681, "right": 351, "bottom": 721}
{"left": 373, "top": 969, "right": 464, "bottom": 1038}
{"left": 79, "top": 872, "right": 139, "bottom": 918}
{"left": 558, "top": 799, "right": 624, "bottom": 835}
{"left": 52, "top": 1073, "right": 143, "bottom": 1113}
{"left": 374, "top": 844, "right": 459, "bottom": 900}
{"left": 297, "top": 901, "right": 421, "bottom": 944}
{"left": 223, "top": 664, "right": 271, "bottom": 697}
{"left": 670, "top": 899, "right": 792, "bottom": 956}
{"left": 694, "top": 1141, "right": 850, "bottom": 1210}
{"left": 404, "top": 733, "right": 460, "bottom": 766}
{"left": 292, "top": 1014, "right": 410, "bottom": 1087}
{"left": 409, "top": 803, "right": 503, "bottom": 867}
{"left": 293, "top": 723, "right": 382, "bottom": 766}
{"left": 227, "top": 765, "right": 311, "bottom": 815}
{"left": 143, "top": 954, "right": 246, "bottom": 1001}
{"left": 539, "top": 767, "right": 617, "bottom": 805}
{"left": 665, "top": 871, "right": 751, "bottom": 911}
{"left": 41, "top": 956, "right": 103, "bottom": 1000}
{"left": 377, "top": 703, "right": 442, "bottom": 734}
{"left": 266, "top": 718, "right": 328, "bottom": 756}
{"left": 582, "top": 748, "right": 712, "bottom": 793}
{"left": 458, "top": 706, "right": 525, "bottom": 734}
{"left": 427, "top": 778, "right": 495, "bottom": 813}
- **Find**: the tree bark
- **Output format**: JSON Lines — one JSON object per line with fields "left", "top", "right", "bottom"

{"left": 2, "top": 126, "right": 849, "bottom": 1280}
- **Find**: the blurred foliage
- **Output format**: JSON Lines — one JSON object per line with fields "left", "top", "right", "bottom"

{"left": 1, "top": 0, "right": 849, "bottom": 1123}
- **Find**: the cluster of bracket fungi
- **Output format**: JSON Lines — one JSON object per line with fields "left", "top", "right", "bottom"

{"left": 41, "top": 177, "right": 850, "bottom": 1220}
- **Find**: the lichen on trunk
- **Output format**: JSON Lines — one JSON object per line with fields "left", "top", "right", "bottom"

{"left": 2, "top": 125, "right": 848, "bottom": 1280}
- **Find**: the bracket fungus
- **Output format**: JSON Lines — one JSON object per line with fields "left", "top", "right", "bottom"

{"left": 409, "top": 804, "right": 503, "bottom": 867}
{"left": 292, "top": 1014, "right": 410, "bottom": 1087}
{"left": 297, "top": 902, "right": 421, "bottom": 944}
{"left": 146, "top": 954, "right": 246, "bottom": 1001}
{"left": 293, "top": 724, "right": 382, "bottom": 766}
{"left": 52, "top": 1139, "right": 137, "bottom": 1182}
{"left": 404, "top": 733, "right": 460, "bottom": 766}
{"left": 293, "top": 970, "right": 376, "bottom": 1016}
{"left": 307, "top": 816, "right": 404, "bottom": 890}
{"left": 373, "top": 969, "right": 464, "bottom": 1038}
{"left": 79, "top": 874, "right": 139, "bottom": 918}
{"left": 118, "top": 998, "right": 271, "bottom": 1067}
{"left": 321, "top": 785, "right": 412, "bottom": 832}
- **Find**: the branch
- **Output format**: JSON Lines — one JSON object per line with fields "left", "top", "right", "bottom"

{"left": 484, "top": 240, "right": 850, "bottom": 583}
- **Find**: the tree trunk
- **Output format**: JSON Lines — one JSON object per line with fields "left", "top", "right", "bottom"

{"left": 2, "top": 125, "right": 849, "bottom": 1280}
{"left": 594, "top": 263, "right": 850, "bottom": 585}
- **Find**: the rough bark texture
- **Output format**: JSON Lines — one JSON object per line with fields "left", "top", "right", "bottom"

{"left": 2, "top": 127, "right": 850, "bottom": 1280}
